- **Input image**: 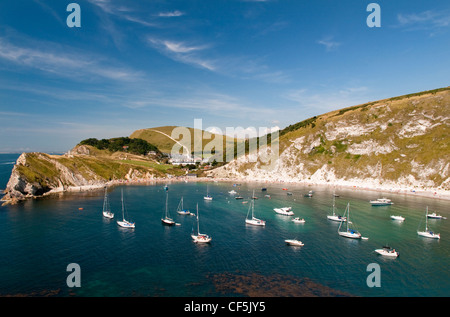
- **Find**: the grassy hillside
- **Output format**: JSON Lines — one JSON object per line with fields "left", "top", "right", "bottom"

{"left": 130, "top": 126, "right": 241, "bottom": 159}
{"left": 210, "top": 87, "right": 450, "bottom": 190}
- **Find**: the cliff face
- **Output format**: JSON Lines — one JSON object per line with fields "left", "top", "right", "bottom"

{"left": 2, "top": 146, "right": 170, "bottom": 204}
{"left": 209, "top": 88, "right": 450, "bottom": 193}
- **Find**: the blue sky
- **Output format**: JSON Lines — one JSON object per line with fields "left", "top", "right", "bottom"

{"left": 0, "top": 0, "right": 449, "bottom": 152}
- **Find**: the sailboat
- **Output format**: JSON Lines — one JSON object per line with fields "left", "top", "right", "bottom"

{"left": 117, "top": 189, "right": 135, "bottom": 228}
{"left": 245, "top": 191, "right": 266, "bottom": 226}
{"left": 204, "top": 184, "right": 213, "bottom": 201}
{"left": 102, "top": 187, "right": 114, "bottom": 219}
{"left": 327, "top": 194, "right": 346, "bottom": 222}
{"left": 162, "top": 191, "right": 175, "bottom": 226}
{"left": 176, "top": 197, "right": 192, "bottom": 215}
{"left": 191, "top": 204, "right": 212, "bottom": 243}
{"left": 417, "top": 207, "right": 440, "bottom": 239}
{"left": 338, "top": 203, "right": 362, "bottom": 239}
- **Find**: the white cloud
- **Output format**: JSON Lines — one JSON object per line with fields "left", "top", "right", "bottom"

{"left": 284, "top": 86, "right": 370, "bottom": 114}
{"left": 158, "top": 10, "right": 184, "bottom": 17}
{"left": 147, "top": 37, "right": 216, "bottom": 71}
{"left": 0, "top": 37, "right": 142, "bottom": 82}
{"left": 162, "top": 41, "right": 207, "bottom": 53}
{"left": 397, "top": 10, "right": 450, "bottom": 29}
{"left": 317, "top": 37, "right": 341, "bottom": 51}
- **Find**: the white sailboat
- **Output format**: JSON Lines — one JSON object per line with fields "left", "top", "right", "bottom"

{"left": 117, "top": 189, "right": 135, "bottom": 228}
{"left": 245, "top": 192, "right": 266, "bottom": 226}
{"left": 327, "top": 194, "right": 346, "bottom": 222}
{"left": 338, "top": 203, "right": 362, "bottom": 239}
{"left": 417, "top": 207, "right": 440, "bottom": 239}
{"left": 162, "top": 191, "right": 175, "bottom": 226}
{"left": 204, "top": 184, "right": 213, "bottom": 201}
{"left": 102, "top": 187, "right": 114, "bottom": 219}
{"left": 176, "top": 197, "right": 192, "bottom": 215}
{"left": 191, "top": 204, "right": 212, "bottom": 243}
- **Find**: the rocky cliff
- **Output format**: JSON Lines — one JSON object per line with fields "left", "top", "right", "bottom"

{"left": 1, "top": 145, "right": 175, "bottom": 204}
{"left": 208, "top": 88, "right": 450, "bottom": 195}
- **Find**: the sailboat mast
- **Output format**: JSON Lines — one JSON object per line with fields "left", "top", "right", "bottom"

{"left": 346, "top": 203, "right": 350, "bottom": 231}
{"left": 103, "top": 189, "right": 107, "bottom": 212}
{"left": 165, "top": 191, "right": 169, "bottom": 218}
{"left": 332, "top": 194, "right": 336, "bottom": 216}
{"left": 121, "top": 189, "right": 125, "bottom": 221}
{"left": 196, "top": 203, "right": 200, "bottom": 234}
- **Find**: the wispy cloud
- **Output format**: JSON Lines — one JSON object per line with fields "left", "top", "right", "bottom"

{"left": 158, "top": 10, "right": 185, "bottom": 17}
{"left": 87, "top": 0, "right": 159, "bottom": 27}
{"left": 147, "top": 37, "right": 216, "bottom": 71}
{"left": 283, "top": 86, "right": 370, "bottom": 114}
{"left": 317, "top": 37, "right": 341, "bottom": 51}
{"left": 0, "top": 37, "right": 142, "bottom": 82}
{"left": 123, "top": 92, "right": 276, "bottom": 121}
{"left": 397, "top": 10, "right": 450, "bottom": 31}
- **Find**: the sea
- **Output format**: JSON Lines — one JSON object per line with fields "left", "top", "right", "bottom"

{"left": 0, "top": 153, "right": 449, "bottom": 297}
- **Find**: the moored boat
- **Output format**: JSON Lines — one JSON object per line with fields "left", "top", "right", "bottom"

{"left": 427, "top": 212, "right": 446, "bottom": 219}
{"left": 390, "top": 215, "right": 405, "bottom": 221}
{"left": 292, "top": 217, "right": 305, "bottom": 224}
{"left": 338, "top": 203, "right": 363, "bottom": 239}
{"left": 245, "top": 191, "right": 266, "bottom": 226}
{"left": 417, "top": 207, "right": 440, "bottom": 239}
{"left": 370, "top": 198, "right": 393, "bottom": 206}
{"left": 285, "top": 239, "right": 304, "bottom": 246}
{"left": 117, "top": 189, "right": 135, "bottom": 229}
{"left": 375, "top": 246, "right": 399, "bottom": 257}
{"left": 191, "top": 204, "right": 212, "bottom": 243}
{"left": 274, "top": 207, "right": 294, "bottom": 216}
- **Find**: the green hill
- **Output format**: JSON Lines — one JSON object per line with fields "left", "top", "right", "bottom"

{"left": 209, "top": 87, "right": 450, "bottom": 192}
{"left": 130, "top": 126, "right": 240, "bottom": 159}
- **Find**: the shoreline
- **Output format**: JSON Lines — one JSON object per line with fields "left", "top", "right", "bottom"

{"left": 47, "top": 175, "right": 450, "bottom": 202}
{"left": 2, "top": 175, "right": 450, "bottom": 205}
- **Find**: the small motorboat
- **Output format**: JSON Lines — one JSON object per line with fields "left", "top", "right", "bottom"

{"left": 304, "top": 190, "right": 313, "bottom": 197}
{"left": 390, "top": 215, "right": 405, "bottom": 221}
{"left": 228, "top": 190, "right": 237, "bottom": 195}
{"left": 427, "top": 212, "right": 446, "bottom": 219}
{"left": 292, "top": 217, "right": 305, "bottom": 224}
{"left": 274, "top": 207, "right": 294, "bottom": 216}
{"left": 285, "top": 239, "right": 304, "bottom": 247}
{"left": 375, "top": 246, "right": 399, "bottom": 257}
{"left": 370, "top": 198, "right": 393, "bottom": 206}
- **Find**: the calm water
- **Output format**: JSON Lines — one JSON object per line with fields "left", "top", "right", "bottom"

{"left": 0, "top": 154, "right": 449, "bottom": 297}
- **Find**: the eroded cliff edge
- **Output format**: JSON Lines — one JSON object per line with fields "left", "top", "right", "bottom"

{"left": 1, "top": 145, "right": 172, "bottom": 205}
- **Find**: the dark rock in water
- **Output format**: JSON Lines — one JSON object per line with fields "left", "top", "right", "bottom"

{"left": 208, "top": 271, "right": 353, "bottom": 297}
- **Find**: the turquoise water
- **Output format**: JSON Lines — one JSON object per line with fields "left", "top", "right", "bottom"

{"left": 0, "top": 154, "right": 449, "bottom": 297}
